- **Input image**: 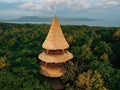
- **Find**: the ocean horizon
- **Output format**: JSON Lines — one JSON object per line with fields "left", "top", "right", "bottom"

{"left": 1, "top": 20, "right": 120, "bottom": 27}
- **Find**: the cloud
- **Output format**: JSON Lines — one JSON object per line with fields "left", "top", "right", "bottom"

{"left": 0, "top": 0, "right": 20, "bottom": 3}
{"left": 0, "top": 0, "right": 120, "bottom": 20}
{"left": 19, "top": 0, "right": 91, "bottom": 11}
{"left": 19, "top": 1, "right": 51, "bottom": 11}
{"left": 19, "top": 2, "right": 40, "bottom": 10}
{"left": 106, "top": 1, "right": 118, "bottom": 5}
{"left": 97, "top": 0, "right": 119, "bottom": 8}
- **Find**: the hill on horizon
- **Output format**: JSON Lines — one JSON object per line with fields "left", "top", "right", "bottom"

{"left": 0, "top": 16, "right": 98, "bottom": 22}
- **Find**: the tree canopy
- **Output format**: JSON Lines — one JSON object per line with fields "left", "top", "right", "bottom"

{"left": 0, "top": 23, "right": 120, "bottom": 90}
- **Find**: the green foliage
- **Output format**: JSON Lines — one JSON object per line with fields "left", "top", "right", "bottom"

{"left": 93, "top": 41, "right": 112, "bottom": 57}
{"left": 0, "top": 56, "right": 8, "bottom": 70}
{"left": 112, "top": 45, "right": 120, "bottom": 68}
{"left": 0, "top": 23, "right": 51, "bottom": 90}
{"left": 79, "top": 45, "right": 93, "bottom": 61}
{"left": 89, "top": 60, "right": 120, "bottom": 90}
{"left": 0, "top": 23, "right": 120, "bottom": 90}
{"left": 75, "top": 69, "right": 107, "bottom": 90}
{"left": 62, "top": 61, "right": 79, "bottom": 83}
{"left": 62, "top": 25, "right": 120, "bottom": 90}
{"left": 113, "top": 29, "right": 120, "bottom": 40}
{"left": 66, "top": 35, "right": 75, "bottom": 45}
{"left": 0, "top": 70, "right": 52, "bottom": 90}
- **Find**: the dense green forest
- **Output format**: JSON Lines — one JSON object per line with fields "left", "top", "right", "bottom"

{"left": 0, "top": 22, "right": 120, "bottom": 90}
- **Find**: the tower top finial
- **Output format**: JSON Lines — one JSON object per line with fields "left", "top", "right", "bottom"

{"left": 54, "top": 0, "right": 56, "bottom": 15}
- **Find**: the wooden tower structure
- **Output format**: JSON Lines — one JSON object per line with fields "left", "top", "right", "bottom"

{"left": 38, "top": 16, "right": 73, "bottom": 77}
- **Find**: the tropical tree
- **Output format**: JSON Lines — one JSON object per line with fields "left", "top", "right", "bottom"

{"left": 113, "top": 29, "right": 120, "bottom": 40}
{"left": 0, "top": 56, "right": 8, "bottom": 70}
{"left": 75, "top": 69, "right": 107, "bottom": 90}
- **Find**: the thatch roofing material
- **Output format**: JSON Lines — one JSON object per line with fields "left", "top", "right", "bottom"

{"left": 38, "top": 51, "right": 73, "bottom": 63}
{"left": 40, "top": 65, "right": 63, "bottom": 77}
{"left": 42, "top": 16, "right": 69, "bottom": 50}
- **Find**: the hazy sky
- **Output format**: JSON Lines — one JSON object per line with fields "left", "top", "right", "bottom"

{"left": 0, "top": 0, "right": 120, "bottom": 20}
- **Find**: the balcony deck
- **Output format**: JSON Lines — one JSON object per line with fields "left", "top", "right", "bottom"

{"left": 38, "top": 50, "right": 73, "bottom": 63}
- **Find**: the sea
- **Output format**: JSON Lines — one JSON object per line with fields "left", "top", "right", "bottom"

{"left": 1, "top": 20, "right": 120, "bottom": 27}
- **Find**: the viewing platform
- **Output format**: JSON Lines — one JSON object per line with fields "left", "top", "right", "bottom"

{"left": 40, "top": 62, "right": 65, "bottom": 77}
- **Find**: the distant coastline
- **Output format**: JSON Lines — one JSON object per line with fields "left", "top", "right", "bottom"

{"left": 0, "top": 16, "right": 120, "bottom": 27}
{"left": 0, "top": 16, "right": 97, "bottom": 22}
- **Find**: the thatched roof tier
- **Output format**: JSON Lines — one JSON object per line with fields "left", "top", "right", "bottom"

{"left": 42, "top": 16, "right": 69, "bottom": 50}
{"left": 40, "top": 65, "right": 63, "bottom": 77}
{"left": 38, "top": 51, "right": 73, "bottom": 63}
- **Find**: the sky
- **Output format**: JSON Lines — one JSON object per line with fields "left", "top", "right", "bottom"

{"left": 0, "top": 0, "right": 120, "bottom": 20}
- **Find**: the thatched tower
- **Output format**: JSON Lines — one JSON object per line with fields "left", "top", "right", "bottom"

{"left": 38, "top": 16, "right": 73, "bottom": 77}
